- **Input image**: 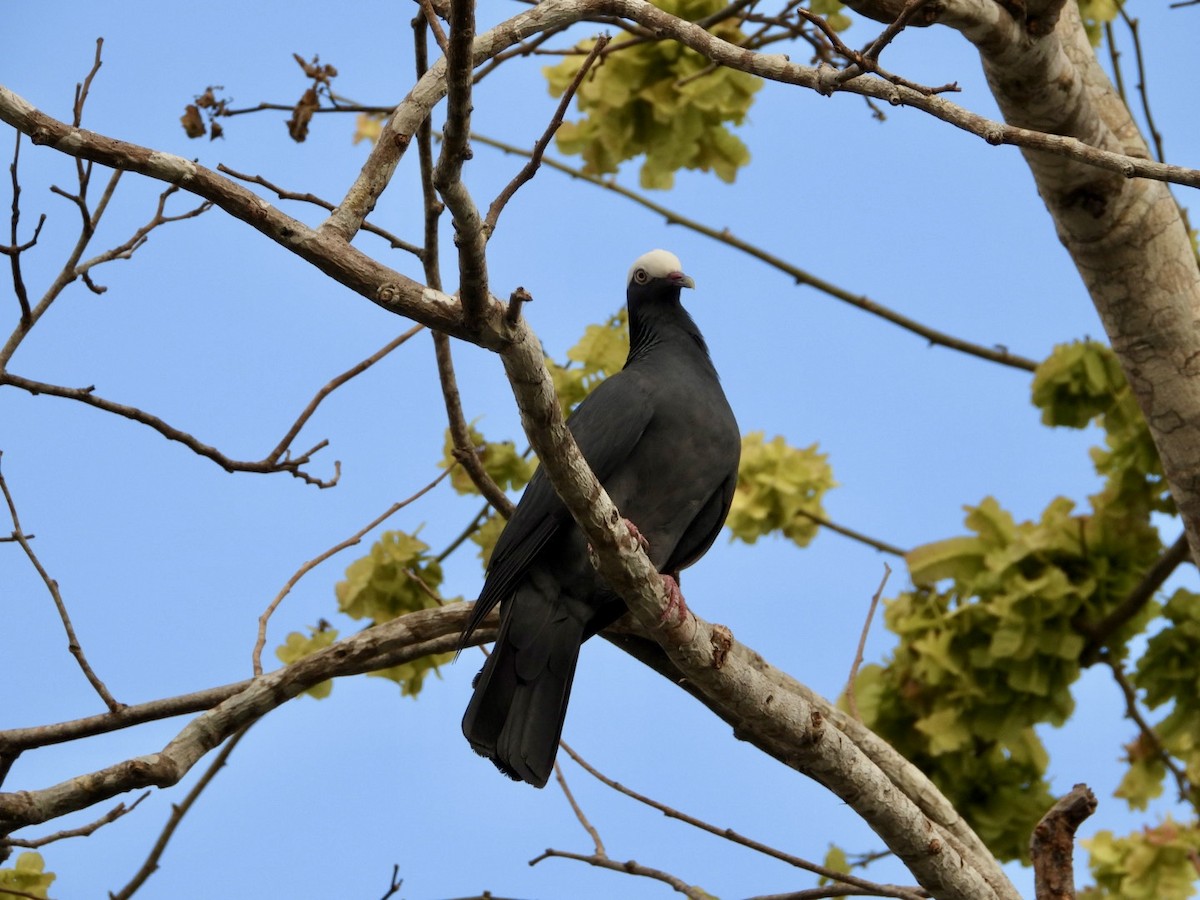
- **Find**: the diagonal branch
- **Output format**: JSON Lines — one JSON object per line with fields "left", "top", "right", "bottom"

{"left": 251, "top": 467, "right": 454, "bottom": 675}
{"left": 0, "top": 372, "right": 340, "bottom": 488}
{"left": 471, "top": 131, "right": 1040, "bottom": 372}
{"left": 0, "top": 603, "right": 497, "bottom": 836}
{"left": 483, "top": 33, "right": 610, "bottom": 236}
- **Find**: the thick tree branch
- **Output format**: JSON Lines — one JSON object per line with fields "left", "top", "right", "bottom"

{"left": 0, "top": 603, "right": 497, "bottom": 836}
{"left": 1030, "top": 784, "right": 1096, "bottom": 900}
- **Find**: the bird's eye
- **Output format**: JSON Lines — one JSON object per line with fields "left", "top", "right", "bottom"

{"left": 634, "top": 268, "right": 649, "bottom": 284}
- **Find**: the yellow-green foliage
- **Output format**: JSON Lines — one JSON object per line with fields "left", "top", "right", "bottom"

{"left": 1077, "top": 0, "right": 1120, "bottom": 45}
{"left": 1121, "top": 588, "right": 1200, "bottom": 809}
{"left": 856, "top": 339, "right": 1169, "bottom": 862}
{"left": 0, "top": 853, "right": 55, "bottom": 900}
{"left": 440, "top": 423, "right": 536, "bottom": 497}
{"left": 546, "top": 311, "right": 629, "bottom": 415}
{"left": 726, "top": 432, "right": 834, "bottom": 546}
{"left": 1081, "top": 821, "right": 1200, "bottom": 900}
{"left": 323, "top": 530, "right": 455, "bottom": 696}
{"left": 544, "top": 0, "right": 763, "bottom": 189}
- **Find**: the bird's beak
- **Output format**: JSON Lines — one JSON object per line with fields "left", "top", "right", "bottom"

{"left": 670, "top": 271, "right": 696, "bottom": 290}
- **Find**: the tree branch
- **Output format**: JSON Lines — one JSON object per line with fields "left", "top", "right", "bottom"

{"left": 0, "top": 603, "right": 497, "bottom": 837}
{"left": 1030, "top": 784, "right": 1096, "bottom": 900}
{"left": 470, "top": 131, "right": 1041, "bottom": 373}
{"left": 0, "top": 451, "right": 123, "bottom": 712}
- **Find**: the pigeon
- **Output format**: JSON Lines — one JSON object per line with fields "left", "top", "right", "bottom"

{"left": 460, "top": 249, "right": 741, "bottom": 787}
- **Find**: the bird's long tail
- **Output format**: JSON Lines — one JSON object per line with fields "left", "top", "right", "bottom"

{"left": 462, "top": 596, "right": 585, "bottom": 788}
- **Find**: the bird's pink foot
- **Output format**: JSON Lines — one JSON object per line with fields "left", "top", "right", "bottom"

{"left": 659, "top": 574, "right": 689, "bottom": 625}
{"left": 623, "top": 518, "right": 650, "bottom": 553}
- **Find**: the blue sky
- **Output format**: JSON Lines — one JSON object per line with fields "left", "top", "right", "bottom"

{"left": 2, "top": 2, "right": 1197, "bottom": 898}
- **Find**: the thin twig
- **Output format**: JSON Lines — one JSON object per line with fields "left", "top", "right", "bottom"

{"left": 378, "top": 864, "right": 404, "bottom": 900}
{"left": 6, "top": 131, "right": 45, "bottom": 324}
{"left": 109, "top": 726, "right": 253, "bottom": 900}
{"left": 558, "top": 741, "right": 926, "bottom": 900}
{"left": 843, "top": 563, "right": 891, "bottom": 721}
{"left": 6, "top": 792, "right": 149, "bottom": 849}
{"left": 217, "top": 165, "right": 422, "bottom": 256}
{"left": 553, "top": 759, "right": 607, "bottom": 857}
{"left": 432, "top": 332, "right": 516, "bottom": 516}
{"left": 469, "top": 131, "right": 1039, "bottom": 372}
{"left": 419, "top": 0, "right": 450, "bottom": 53}
{"left": 252, "top": 467, "right": 454, "bottom": 674}
{"left": 263, "top": 324, "right": 426, "bottom": 466}
{"left": 0, "top": 452, "right": 123, "bottom": 712}
{"left": 75, "top": 185, "right": 212, "bottom": 294}
{"left": 0, "top": 373, "right": 340, "bottom": 488}
{"left": 794, "top": 509, "right": 909, "bottom": 556}
{"left": 1104, "top": 655, "right": 1193, "bottom": 804}
{"left": 484, "top": 33, "right": 610, "bottom": 235}
{"left": 530, "top": 847, "right": 708, "bottom": 899}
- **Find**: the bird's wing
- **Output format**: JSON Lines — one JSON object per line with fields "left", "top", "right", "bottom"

{"left": 459, "top": 371, "right": 655, "bottom": 643}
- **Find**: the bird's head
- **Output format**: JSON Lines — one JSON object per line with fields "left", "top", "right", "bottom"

{"left": 626, "top": 249, "right": 695, "bottom": 299}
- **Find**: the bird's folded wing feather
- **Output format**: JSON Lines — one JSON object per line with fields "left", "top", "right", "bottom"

{"left": 461, "top": 372, "right": 655, "bottom": 641}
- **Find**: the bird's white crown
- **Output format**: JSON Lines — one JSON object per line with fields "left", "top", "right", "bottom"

{"left": 627, "top": 249, "right": 684, "bottom": 285}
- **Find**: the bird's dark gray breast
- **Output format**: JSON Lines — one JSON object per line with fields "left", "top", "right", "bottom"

{"left": 601, "top": 346, "right": 740, "bottom": 576}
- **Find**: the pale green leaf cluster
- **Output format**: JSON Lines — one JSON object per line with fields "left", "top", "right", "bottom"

{"left": 0, "top": 852, "right": 55, "bottom": 900}
{"left": 856, "top": 340, "right": 1169, "bottom": 862}
{"left": 440, "top": 423, "right": 536, "bottom": 498}
{"left": 546, "top": 311, "right": 629, "bottom": 415}
{"left": 726, "top": 432, "right": 834, "bottom": 546}
{"left": 544, "top": 0, "right": 763, "bottom": 189}
{"left": 1118, "top": 588, "right": 1200, "bottom": 809}
{"left": 1081, "top": 820, "right": 1200, "bottom": 900}
{"left": 1032, "top": 339, "right": 1170, "bottom": 516}
{"left": 275, "top": 625, "right": 339, "bottom": 699}
{"left": 334, "top": 530, "right": 454, "bottom": 695}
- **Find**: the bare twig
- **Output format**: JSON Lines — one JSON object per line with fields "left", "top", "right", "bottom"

{"left": 530, "top": 847, "right": 709, "bottom": 898}
{"left": 419, "top": 0, "right": 450, "bottom": 53}
{"left": 1104, "top": 655, "right": 1193, "bottom": 803}
{"left": 843, "top": 563, "right": 891, "bottom": 721}
{"left": 5, "top": 792, "right": 148, "bottom": 849}
{"left": 483, "top": 33, "right": 610, "bottom": 235}
{"left": 109, "top": 726, "right": 253, "bottom": 900}
{"left": 75, "top": 184, "right": 212, "bottom": 294}
{"left": 470, "top": 131, "right": 1040, "bottom": 373}
{"left": 558, "top": 741, "right": 926, "bottom": 900}
{"left": 432, "top": 332, "right": 516, "bottom": 516}
{"left": 5, "top": 131, "right": 45, "bottom": 323}
{"left": 0, "top": 451, "right": 123, "bottom": 712}
{"left": 434, "top": 0, "right": 489, "bottom": 324}
{"left": 861, "top": 0, "right": 941, "bottom": 61}
{"left": 263, "top": 324, "right": 426, "bottom": 467}
{"left": 216, "top": 165, "right": 422, "bottom": 256}
{"left": 794, "top": 509, "right": 909, "bottom": 556}
{"left": 252, "top": 467, "right": 454, "bottom": 675}
{"left": 378, "top": 864, "right": 404, "bottom": 900}
{"left": 0, "top": 373, "right": 340, "bottom": 487}
{"left": 553, "top": 760, "right": 607, "bottom": 857}
{"left": 1030, "top": 784, "right": 1096, "bottom": 900}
